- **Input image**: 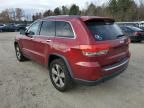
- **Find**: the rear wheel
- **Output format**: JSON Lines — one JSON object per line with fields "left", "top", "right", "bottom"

{"left": 15, "top": 44, "right": 27, "bottom": 61}
{"left": 49, "top": 59, "right": 73, "bottom": 92}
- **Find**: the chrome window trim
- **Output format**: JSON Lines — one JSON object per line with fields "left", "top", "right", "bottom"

{"left": 55, "top": 20, "right": 77, "bottom": 39}
{"left": 33, "top": 19, "right": 77, "bottom": 39}
{"left": 39, "top": 19, "right": 77, "bottom": 39}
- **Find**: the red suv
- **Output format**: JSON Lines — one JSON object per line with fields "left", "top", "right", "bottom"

{"left": 14, "top": 16, "right": 130, "bottom": 91}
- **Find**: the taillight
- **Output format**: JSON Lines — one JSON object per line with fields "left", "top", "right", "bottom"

{"left": 134, "top": 32, "right": 141, "bottom": 36}
{"left": 79, "top": 44, "right": 110, "bottom": 56}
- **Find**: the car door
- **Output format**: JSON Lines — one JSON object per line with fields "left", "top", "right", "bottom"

{"left": 20, "top": 21, "right": 41, "bottom": 59}
{"left": 53, "top": 21, "right": 77, "bottom": 66}
{"left": 31, "top": 20, "right": 55, "bottom": 64}
{"left": 3, "top": 26, "right": 9, "bottom": 32}
{"left": 125, "top": 27, "right": 135, "bottom": 37}
{"left": 8, "top": 25, "right": 15, "bottom": 32}
{"left": 5, "top": 25, "right": 11, "bottom": 31}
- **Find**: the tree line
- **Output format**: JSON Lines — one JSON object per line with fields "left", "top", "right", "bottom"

{"left": 0, "top": 0, "right": 144, "bottom": 23}
{"left": 0, "top": 8, "right": 25, "bottom": 23}
{"left": 32, "top": 0, "right": 144, "bottom": 21}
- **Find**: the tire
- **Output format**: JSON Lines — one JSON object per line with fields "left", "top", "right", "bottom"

{"left": 49, "top": 59, "right": 73, "bottom": 92}
{"left": 15, "top": 44, "right": 27, "bottom": 61}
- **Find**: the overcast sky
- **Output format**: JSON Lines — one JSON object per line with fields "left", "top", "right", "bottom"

{"left": 0, "top": 0, "right": 140, "bottom": 12}
{"left": 0, "top": 0, "right": 110, "bottom": 10}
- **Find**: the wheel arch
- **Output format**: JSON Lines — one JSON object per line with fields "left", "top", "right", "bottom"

{"left": 48, "top": 54, "right": 74, "bottom": 78}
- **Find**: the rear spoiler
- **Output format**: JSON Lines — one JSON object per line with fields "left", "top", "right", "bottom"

{"left": 80, "top": 16, "right": 115, "bottom": 22}
{"left": 84, "top": 18, "right": 115, "bottom": 24}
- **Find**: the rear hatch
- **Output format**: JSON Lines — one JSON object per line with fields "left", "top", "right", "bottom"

{"left": 85, "top": 19, "right": 130, "bottom": 67}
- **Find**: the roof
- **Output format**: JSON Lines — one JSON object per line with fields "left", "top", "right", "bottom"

{"left": 42, "top": 15, "right": 114, "bottom": 21}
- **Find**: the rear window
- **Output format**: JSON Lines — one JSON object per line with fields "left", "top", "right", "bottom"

{"left": 86, "top": 21, "right": 123, "bottom": 41}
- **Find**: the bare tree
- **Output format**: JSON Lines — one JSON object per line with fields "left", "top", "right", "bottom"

{"left": 0, "top": 9, "right": 11, "bottom": 22}
{"left": 85, "top": 3, "right": 97, "bottom": 16}
{"left": 15, "top": 8, "right": 23, "bottom": 21}
{"left": 8, "top": 8, "right": 16, "bottom": 21}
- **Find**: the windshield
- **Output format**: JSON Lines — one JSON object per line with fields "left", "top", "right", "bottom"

{"left": 86, "top": 21, "right": 124, "bottom": 41}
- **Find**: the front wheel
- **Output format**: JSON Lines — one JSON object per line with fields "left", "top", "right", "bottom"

{"left": 49, "top": 59, "right": 73, "bottom": 92}
{"left": 15, "top": 44, "right": 27, "bottom": 61}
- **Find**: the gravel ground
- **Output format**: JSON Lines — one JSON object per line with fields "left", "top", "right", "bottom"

{"left": 0, "top": 32, "right": 144, "bottom": 108}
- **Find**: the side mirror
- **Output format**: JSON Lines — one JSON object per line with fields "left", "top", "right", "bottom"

{"left": 20, "top": 29, "right": 34, "bottom": 38}
{"left": 25, "top": 31, "right": 34, "bottom": 38}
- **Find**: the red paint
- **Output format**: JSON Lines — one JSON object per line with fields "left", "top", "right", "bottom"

{"left": 15, "top": 16, "right": 130, "bottom": 81}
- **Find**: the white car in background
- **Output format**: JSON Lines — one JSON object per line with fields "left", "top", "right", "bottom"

{"left": 139, "top": 21, "right": 144, "bottom": 28}
{"left": 117, "top": 21, "right": 144, "bottom": 30}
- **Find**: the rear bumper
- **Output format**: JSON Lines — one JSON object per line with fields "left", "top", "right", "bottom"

{"left": 74, "top": 63, "right": 128, "bottom": 85}
{"left": 74, "top": 58, "right": 129, "bottom": 85}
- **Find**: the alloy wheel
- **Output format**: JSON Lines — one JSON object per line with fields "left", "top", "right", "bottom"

{"left": 51, "top": 64, "right": 65, "bottom": 88}
{"left": 15, "top": 45, "right": 21, "bottom": 60}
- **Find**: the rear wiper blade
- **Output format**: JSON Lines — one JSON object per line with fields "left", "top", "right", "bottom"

{"left": 116, "top": 34, "right": 125, "bottom": 38}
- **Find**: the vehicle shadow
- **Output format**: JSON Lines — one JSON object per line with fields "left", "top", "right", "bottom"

{"left": 21, "top": 59, "right": 125, "bottom": 93}
{"left": 70, "top": 76, "right": 125, "bottom": 93}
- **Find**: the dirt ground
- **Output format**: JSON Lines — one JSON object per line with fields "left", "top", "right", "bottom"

{"left": 0, "top": 32, "right": 144, "bottom": 108}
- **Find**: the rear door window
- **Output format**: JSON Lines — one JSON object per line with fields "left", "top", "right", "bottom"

{"left": 56, "top": 21, "right": 74, "bottom": 38}
{"left": 86, "top": 21, "right": 124, "bottom": 41}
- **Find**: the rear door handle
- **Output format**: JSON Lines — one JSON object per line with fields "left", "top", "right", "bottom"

{"left": 46, "top": 40, "right": 52, "bottom": 42}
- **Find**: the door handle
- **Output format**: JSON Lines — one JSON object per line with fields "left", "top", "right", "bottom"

{"left": 30, "top": 37, "right": 35, "bottom": 40}
{"left": 46, "top": 40, "right": 52, "bottom": 42}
